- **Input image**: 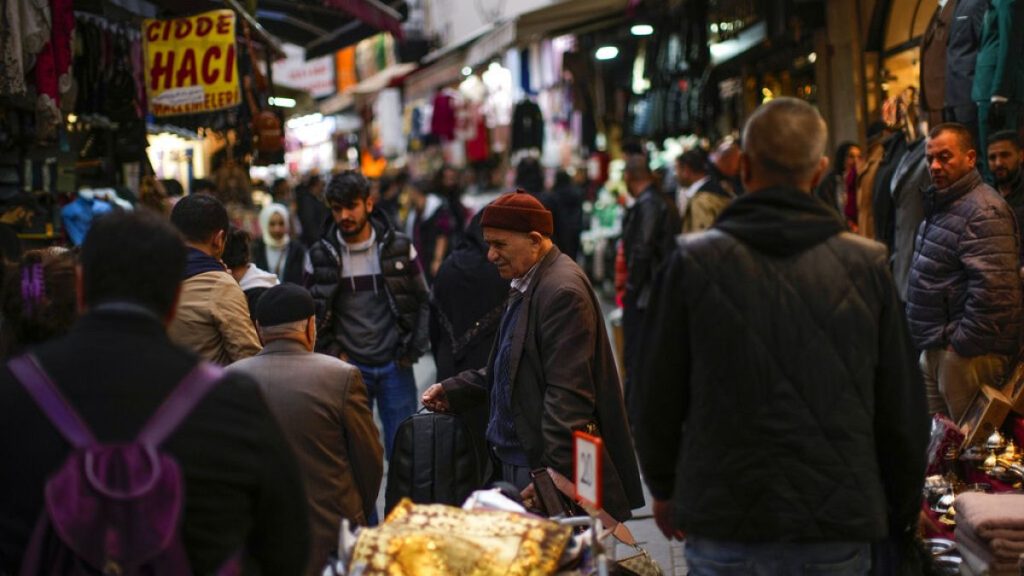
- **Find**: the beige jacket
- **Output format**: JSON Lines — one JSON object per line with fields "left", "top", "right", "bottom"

{"left": 682, "top": 191, "right": 732, "bottom": 233}
{"left": 168, "top": 270, "right": 261, "bottom": 365}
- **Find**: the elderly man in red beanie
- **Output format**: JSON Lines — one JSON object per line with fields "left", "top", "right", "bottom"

{"left": 422, "top": 190, "right": 645, "bottom": 522}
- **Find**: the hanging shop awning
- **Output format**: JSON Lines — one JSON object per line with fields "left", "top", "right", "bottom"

{"left": 319, "top": 61, "right": 416, "bottom": 114}
{"left": 254, "top": 0, "right": 406, "bottom": 60}
{"left": 461, "top": 0, "right": 629, "bottom": 69}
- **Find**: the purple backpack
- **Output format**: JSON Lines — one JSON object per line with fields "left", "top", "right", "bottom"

{"left": 8, "top": 354, "right": 231, "bottom": 576}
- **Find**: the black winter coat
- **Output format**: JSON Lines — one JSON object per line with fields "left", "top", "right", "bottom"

{"left": 0, "top": 307, "right": 310, "bottom": 574}
{"left": 945, "top": 0, "right": 988, "bottom": 108}
{"left": 907, "top": 170, "right": 1023, "bottom": 356}
{"left": 251, "top": 238, "right": 306, "bottom": 285}
{"left": 634, "top": 188, "right": 928, "bottom": 542}
{"left": 305, "top": 212, "right": 430, "bottom": 363}
{"left": 622, "top": 185, "right": 681, "bottom": 309}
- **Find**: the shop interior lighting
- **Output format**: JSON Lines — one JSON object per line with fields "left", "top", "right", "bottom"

{"left": 630, "top": 24, "right": 654, "bottom": 36}
{"left": 595, "top": 46, "right": 619, "bottom": 61}
{"left": 269, "top": 97, "right": 296, "bottom": 108}
{"left": 808, "top": 52, "right": 818, "bottom": 64}
{"left": 66, "top": 114, "right": 77, "bottom": 124}
{"left": 462, "top": 66, "right": 473, "bottom": 76}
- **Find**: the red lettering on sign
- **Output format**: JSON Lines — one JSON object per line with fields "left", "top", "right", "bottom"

{"left": 145, "top": 21, "right": 162, "bottom": 42}
{"left": 174, "top": 19, "right": 193, "bottom": 39}
{"left": 201, "top": 46, "right": 222, "bottom": 84}
{"left": 224, "top": 44, "right": 236, "bottom": 83}
{"left": 176, "top": 48, "right": 198, "bottom": 86}
{"left": 195, "top": 16, "right": 213, "bottom": 37}
{"left": 216, "top": 13, "right": 231, "bottom": 35}
{"left": 150, "top": 51, "right": 175, "bottom": 90}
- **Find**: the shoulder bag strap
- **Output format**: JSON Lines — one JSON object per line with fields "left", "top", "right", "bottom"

{"left": 137, "top": 362, "right": 225, "bottom": 447}
{"left": 8, "top": 354, "right": 97, "bottom": 449}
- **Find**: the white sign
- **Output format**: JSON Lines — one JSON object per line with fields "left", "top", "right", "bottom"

{"left": 272, "top": 43, "right": 335, "bottom": 99}
{"left": 573, "top": 430, "right": 602, "bottom": 509}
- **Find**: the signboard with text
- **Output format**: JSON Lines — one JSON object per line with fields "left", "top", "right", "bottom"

{"left": 573, "top": 430, "right": 602, "bottom": 509}
{"left": 143, "top": 10, "right": 239, "bottom": 117}
{"left": 273, "top": 43, "right": 335, "bottom": 99}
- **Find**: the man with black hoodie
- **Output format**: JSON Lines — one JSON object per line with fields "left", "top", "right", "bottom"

{"left": 633, "top": 98, "right": 928, "bottom": 573}
{"left": 305, "top": 171, "right": 429, "bottom": 458}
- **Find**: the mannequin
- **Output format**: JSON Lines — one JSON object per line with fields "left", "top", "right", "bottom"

{"left": 920, "top": 0, "right": 957, "bottom": 128}
{"left": 972, "top": 0, "right": 1024, "bottom": 178}
{"left": 945, "top": 0, "right": 988, "bottom": 147}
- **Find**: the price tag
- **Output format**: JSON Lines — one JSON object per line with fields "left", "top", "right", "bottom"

{"left": 573, "top": 430, "right": 603, "bottom": 509}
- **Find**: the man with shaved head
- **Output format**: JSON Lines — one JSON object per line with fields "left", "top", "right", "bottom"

{"left": 633, "top": 98, "right": 927, "bottom": 573}
{"left": 907, "top": 123, "right": 1022, "bottom": 422}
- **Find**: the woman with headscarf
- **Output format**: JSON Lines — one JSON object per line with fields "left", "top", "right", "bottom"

{"left": 252, "top": 202, "right": 306, "bottom": 285}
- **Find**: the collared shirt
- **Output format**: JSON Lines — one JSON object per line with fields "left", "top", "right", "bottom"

{"left": 510, "top": 257, "right": 543, "bottom": 295}
{"left": 678, "top": 175, "right": 710, "bottom": 218}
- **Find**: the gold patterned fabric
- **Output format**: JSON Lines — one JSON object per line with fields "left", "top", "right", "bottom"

{"left": 348, "top": 499, "right": 573, "bottom": 575}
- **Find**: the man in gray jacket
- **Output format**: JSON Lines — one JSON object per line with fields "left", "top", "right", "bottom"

{"left": 229, "top": 284, "right": 383, "bottom": 575}
{"left": 907, "top": 123, "right": 1023, "bottom": 421}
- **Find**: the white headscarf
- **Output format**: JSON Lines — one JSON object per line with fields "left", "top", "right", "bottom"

{"left": 259, "top": 203, "right": 291, "bottom": 249}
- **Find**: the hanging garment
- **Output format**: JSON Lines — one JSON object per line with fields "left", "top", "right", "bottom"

{"left": 34, "top": 0, "right": 74, "bottom": 142}
{"left": 430, "top": 90, "right": 457, "bottom": 140}
{"left": 511, "top": 100, "right": 544, "bottom": 152}
{"left": 0, "top": 0, "right": 49, "bottom": 96}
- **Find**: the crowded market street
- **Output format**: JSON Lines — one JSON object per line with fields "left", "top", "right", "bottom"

{"left": 1, "top": 0, "right": 1024, "bottom": 575}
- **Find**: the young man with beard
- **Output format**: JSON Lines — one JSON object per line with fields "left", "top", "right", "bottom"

{"left": 988, "top": 131, "right": 1024, "bottom": 257}
{"left": 305, "top": 171, "right": 429, "bottom": 458}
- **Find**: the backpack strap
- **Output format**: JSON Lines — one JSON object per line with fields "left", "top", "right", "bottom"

{"left": 137, "top": 362, "right": 225, "bottom": 447}
{"left": 8, "top": 354, "right": 96, "bottom": 449}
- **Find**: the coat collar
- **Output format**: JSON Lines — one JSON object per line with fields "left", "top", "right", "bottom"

{"left": 502, "top": 245, "right": 562, "bottom": 388}
{"left": 258, "top": 338, "right": 311, "bottom": 355}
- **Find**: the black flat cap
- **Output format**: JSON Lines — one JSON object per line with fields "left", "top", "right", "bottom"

{"left": 255, "top": 284, "right": 315, "bottom": 327}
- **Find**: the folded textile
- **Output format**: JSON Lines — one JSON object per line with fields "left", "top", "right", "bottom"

{"left": 957, "top": 525, "right": 1021, "bottom": 574}
{"left": 956, "top": 493, "right": 1024, "bottom": 533}
{"left": 978, "top": 527, "right": 1024, "bottom": 542}
{"left": 958, "top": 541, "right": 1018, "bottom": 576}
{"left": 959, "top": 524, "right": 1022, "bottom": 562}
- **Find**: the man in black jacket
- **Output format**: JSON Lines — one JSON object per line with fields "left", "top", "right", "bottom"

{"left": 305, "top": 171, "right": 429, "bottom": 458}
{"left": 634, "top": 98, "right": 928, "bottom": 573}
{"left": 0, "top": 212, "right": 310, "bottom": 575}
{"left": 621, "top": 153, "right": 680, "bottom": 399}
{"left": 988, "top": 130, "right": 1024, "bottom": 257}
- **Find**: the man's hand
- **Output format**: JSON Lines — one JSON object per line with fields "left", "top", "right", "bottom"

{"left": 653, "top": 498, "right": 685, "bottom": 541}
{"left": 421, "top": 383, "right": 450, "bottom": 412}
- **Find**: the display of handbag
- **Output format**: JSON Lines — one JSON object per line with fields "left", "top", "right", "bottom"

{"left": 609, "top": 523, "right": 663, "bottom": 576}
{"left": 240, "top": 22, "right": 283, "bottom": 165}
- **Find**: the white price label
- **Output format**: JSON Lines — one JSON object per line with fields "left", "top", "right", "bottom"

{"left": 573, "top": 430, "right": 603, "bottom": 509}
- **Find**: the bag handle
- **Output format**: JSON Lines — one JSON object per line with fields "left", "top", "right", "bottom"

{"left": 8, "top": 354, "right": 96, "bottom": 449}
{"left": 137, "top": 362, "right": 224, "bottom": 447}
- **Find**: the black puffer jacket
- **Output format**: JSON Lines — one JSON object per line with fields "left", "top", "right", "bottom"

{"left": 634, "top": 188, "right": 928, "bottom": 542}
{"left": 306, "top": 211, "right": 430, "bottom": 362}
{"left": 906, "top": 170, "right": 1022, "bottom": 357}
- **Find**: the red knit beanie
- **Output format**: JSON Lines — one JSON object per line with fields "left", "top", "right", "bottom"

{"left": 481, "top": 190, "right": 553, "bottom": 235}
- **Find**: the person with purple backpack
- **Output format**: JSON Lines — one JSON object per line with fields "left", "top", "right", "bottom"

{"left": 0, "top": 211, "right": 310, "bottom": 575}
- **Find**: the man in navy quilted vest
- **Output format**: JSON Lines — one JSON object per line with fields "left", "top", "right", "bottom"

{"left": 907, "top": 123, "right": 1023, "bottom": 422}
{"left": 633, "top": 98, "right": 928, "bottom": 574}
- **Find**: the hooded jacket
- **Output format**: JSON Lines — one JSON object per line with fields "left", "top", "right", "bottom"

{"left": 906, "top": 169, "right": 1022, "bottom": 356}
{"left": 305, "top": 211, "right": 429, "bottom": 365}
{"left": 633, "top": 188, "right": 928, "bottom": 542}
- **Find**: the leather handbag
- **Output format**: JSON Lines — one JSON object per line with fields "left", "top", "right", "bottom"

{"left": 616, "top": 545, "right": 663, "bottom": 576}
